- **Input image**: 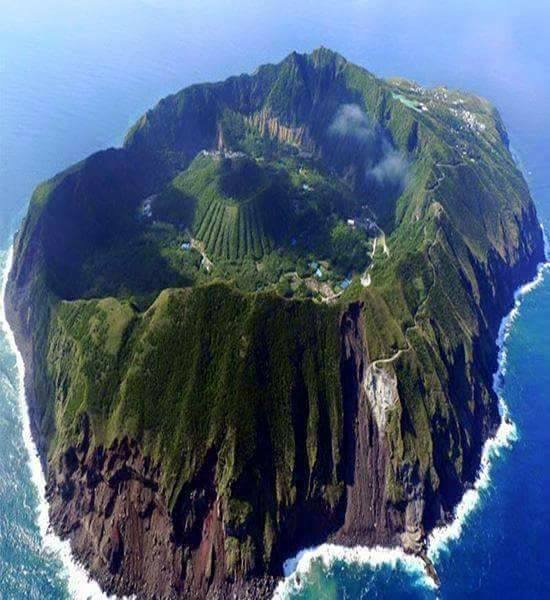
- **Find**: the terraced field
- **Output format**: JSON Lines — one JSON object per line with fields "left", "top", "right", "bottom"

{"left": 193, "top": 183, "right": 290, "bottom": 259}
{"left": 157, "top": 154, "right": 293, "bottom": 260}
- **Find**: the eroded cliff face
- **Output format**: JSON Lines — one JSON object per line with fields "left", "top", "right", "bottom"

{"left": 332, "top": 305, "right": 429, "bottom": 558}
{"left": 40, "top": 303, "right": 445, "bottom": 598}
{"left": 43, "top": 306, "right": 378, "bottom": 599}
{"left": 245, "top": 108, "right": 316, "bottom": 153}
{"left": 49, "top": 418, "right": 182, "bottom": 598}
{"left": 334, "top": 304, "right": 395, "bottom": 546}
{"left": 47, "top": 416, "right": 280, "bottom": 599}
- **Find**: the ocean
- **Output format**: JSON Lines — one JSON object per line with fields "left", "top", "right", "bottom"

{"left": 0, "top": 1, "right": 549, "bottom": 598}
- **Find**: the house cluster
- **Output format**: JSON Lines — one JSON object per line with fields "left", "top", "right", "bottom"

{"left": 346, "top": 216, "right": 378, "bottom": 235}
{"left": 199, "top": 149, "right": 247, "bottom": 160}
{"left": 340, "top": 277, "right": 352, "bottom": 290}
{"left": 310, "top": 261, "right": 323, "bottom": 279}
{"left": 449, "top": 108, "right": 487, "bottom": 133}
{"left": 302, "top": 260, "right": 353, "bottom": 298}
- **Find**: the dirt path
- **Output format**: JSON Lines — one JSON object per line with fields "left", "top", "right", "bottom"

{"left": 361, "top": 226, "right": 390, "bottom": 288}
{"left": 370, "top": 156, "right": 468, "bottom": 366}
{"left": 371, "top": 227, "right": 441, "bottom": 370}
{"left": 321, "top": 289, "right": 344, "bottom": 303}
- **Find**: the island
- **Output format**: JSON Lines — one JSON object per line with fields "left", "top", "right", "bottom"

{"left": 5, "top": 48, "right": 545, "bottom": 598}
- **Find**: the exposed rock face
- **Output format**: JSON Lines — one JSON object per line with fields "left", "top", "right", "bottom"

{"left": 40, "top": 304, "right": 411, "bottom": 598}
{"left": 364, "top": 365, "right": 399, "bottom": 433}
{"left": 332, "top": 306, "right": 425, "bottom": 551}
{"left": 333, "top": 304, "right": 396, "bottom": 546}
{"left": 40, "top": 305, "right": 373, "bottom": 599}
{"left": 39, "top": 301, "right": 454, "bottom": 596}
{"left": 245, "top": 108, "right": 316, "bottom": 152}
{"left": 49, "top": 422, "right": 182, "bottom": 598}
{"left": 47, "top": 416, "right": 277, "bottom": 599}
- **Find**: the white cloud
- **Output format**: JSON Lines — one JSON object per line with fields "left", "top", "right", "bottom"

{"left": 329, "top": 103, "right": 409, "bottom": 189}
{"left": 368, "top": 142, "right": 409, "bottom": 188}
{"left": 328, "top": 103, "right": 375, "bottom": 141}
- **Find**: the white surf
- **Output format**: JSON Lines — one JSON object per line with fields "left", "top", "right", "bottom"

{"left": 0, "top": 246, "right": 110, "bottom": 600}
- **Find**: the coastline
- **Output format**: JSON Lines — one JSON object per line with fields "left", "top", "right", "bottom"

{"left": 0, "top": 245, "right": 109, "bottom": 600}
{"left": 427, "top": 241, "right": 549, "bottom": 561}
{"left": 273, "top": 231, "right": 550, "bottom": 598}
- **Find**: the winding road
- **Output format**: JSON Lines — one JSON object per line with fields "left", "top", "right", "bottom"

{"left": 369, "top": 154, "right": 465, "bottom": 368}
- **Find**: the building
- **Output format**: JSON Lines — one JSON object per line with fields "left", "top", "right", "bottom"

{"left": 341, "top": 278, "right": 352, "bottom": 289}
{"left": 140, "top": 194, "right": 157, "bottom": 219}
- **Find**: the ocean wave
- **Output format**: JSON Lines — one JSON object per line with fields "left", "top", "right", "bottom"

{"left": 428, "top": 240, "right": 549, "bottom": 561}
{"left": 426, "top": 400, "right": 517, "bottom": 562}
{"left": 273, "top": 543, "right": 433, "bottom": 598}
{"left": 0, "top": 246, "right": 110, "bottom": 600}
{"left": 274, "top": 234, "right": 550, "bottom": 598}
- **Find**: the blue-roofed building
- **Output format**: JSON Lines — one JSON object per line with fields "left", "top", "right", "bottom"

{"left": 341, "top": 278, "right": 352, "bottom": 289}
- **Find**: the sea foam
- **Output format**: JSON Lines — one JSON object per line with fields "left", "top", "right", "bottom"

{"left": 272, "top": 543, "right": 434, "bottom": 598}
{"left": 274, "top": 228, "right": 550, "bottom": 598}
{"left": 0, "top": 246, "right": 110, "bottom": 600}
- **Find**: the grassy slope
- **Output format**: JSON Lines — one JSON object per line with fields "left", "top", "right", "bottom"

{"left": 46, "top": 284, "right": 344, "bottom": 571}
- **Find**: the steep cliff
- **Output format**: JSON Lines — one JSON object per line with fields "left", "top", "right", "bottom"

{"left": 5, "top": 48, "right": 545, "bottom": 598}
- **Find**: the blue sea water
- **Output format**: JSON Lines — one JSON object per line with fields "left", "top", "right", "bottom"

{"left": 0, "top": 1, "right": 549, "bottom": 598}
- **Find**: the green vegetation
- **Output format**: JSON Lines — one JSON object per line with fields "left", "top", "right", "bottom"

{"left": 170, "top": 154, "right": 292, "bottom": 259}
{"left": 329, "top": 222, "right": 370, "bottom": 273}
